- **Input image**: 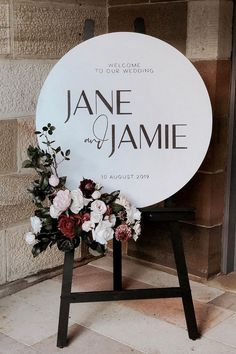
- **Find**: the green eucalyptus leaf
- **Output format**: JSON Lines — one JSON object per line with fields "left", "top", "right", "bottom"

{"left": 111, "top": 202, "right": 124, "bottom": 213}
{"left": 101, "top": 191, "right": 120, "bottom": 204}
{"left": 88, "top": 241, "right": 105, "bottom": 254}
{"left": 89, "top": 243, "right": 105, "bottom": 256}
{"left": 22, "top": 160, "right": 32, "bottom": 168}
{"left": 32, "top": 241, "right": 49, "bottom": 257}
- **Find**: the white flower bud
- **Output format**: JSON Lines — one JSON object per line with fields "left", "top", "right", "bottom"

{"left": 25, "top": 232, "right": 36, "bottom": 245}
{"left": 91, "top": 190, "right": 101, "bottom": 200}
{"left": 49, "top": 174, "right": 60, "bottom": 187}
{"left": 30, "top": 216, "right": 42, "bottom": 234}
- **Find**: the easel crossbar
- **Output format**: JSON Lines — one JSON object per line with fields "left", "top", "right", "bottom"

{"left": 62, "top": 287, "right": 182, "bottom": 303}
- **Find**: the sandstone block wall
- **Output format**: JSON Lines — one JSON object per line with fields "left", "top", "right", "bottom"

{"left": 108, "top": 0, "right": 233, "bottom": 278}
{"left": 0, "top": 0, "right": 107, "bottom": 285}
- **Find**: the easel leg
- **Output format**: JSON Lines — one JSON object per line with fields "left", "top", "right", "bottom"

{"left": 57, "top": 249, "right": 75, "bottom": 348}
{"left": 170, "top": 222, "right": 200, "bottom": 340}
{"left": 113, "top": 237, "right": 122, "bottom": 291}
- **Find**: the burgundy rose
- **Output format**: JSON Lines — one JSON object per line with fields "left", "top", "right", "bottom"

{"left": 73, "top": 213, "right": 82, "bottom": 225}
{"left": 79, "top": 179, "right": 96, "bottom": 197}
{"left": 73, "top": 212, "right": 90, "bottom": 226}
{"left": 115, "top": 224, "right": 132, "bottom": 241}
{"left": 82, "top": 213, "right": 90, "bottom": 222}
{"left": 58, "top": 214, "right": 76, "bottom": 239}
{"left": 105, "top": 205, "right": 112, "bottom": 216}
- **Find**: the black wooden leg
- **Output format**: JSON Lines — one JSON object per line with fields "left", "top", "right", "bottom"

{"left": 169, "top": 222, "right": 200, "bottom": 340}
{"left": 113, "top": 237, "right": 122, "bottom": 291}
{"left": 57, "top": 249, "right": 75, "bottom": 348}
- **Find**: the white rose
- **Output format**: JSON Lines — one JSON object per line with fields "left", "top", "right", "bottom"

{"left": 25, "top": 232, "right": 36, "bottom": 245}
{"left": 91, "top": 200, "right": 107, "bottom": 215}
{"left": 30, "top": 216, "right": 42, "bottom": 234}
{"left": 116, "top": 194, "right": 131, "bottom": 210}
{"left": 50, "top": 204, "right": 62, "bottom": 219}
{"left": 95, "top": 183, "right": 102, "bottom": 190}
{"left": 49, "top": 174, "right": 60, "bottom": 187}
{"left": 92, "top": 220, "right": 114, "bottom": 244}
{"left": 133, "top": 234, "right": 139, "bottom": 242}
{"left": 105, "top": 214, "right": 116, "bottom": 227}
{"left": 90, "top": 211, "right": 103, "bottom": 223}
{"left": 133, "top": 221, "right": 141, "bottom": 236}
{"left": 82, "top": 220, "right": 95, "bottom": 232}
{"left": 53, "top": 189, "right": 71, "bottom": 211}
{"left": 70, "top": 189, "right": 84, "bottom": 213}
{"left": 127, "top": 206, "right": 141, "bottom": 224}
{"left": 91, "top": 190, "right": 101, "bottom": 199}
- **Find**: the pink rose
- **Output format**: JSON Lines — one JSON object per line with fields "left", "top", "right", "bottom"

{"left": 50, "top": 205, "right": 62, "bottom": 219}
{"left": 115, "top": 224, "right": 132, "bottom": 241}
{"left": 70, "top": 189, "right": 84, "bottom": 213}
{"left": 91, "top": 200, "right": 107, "bottom": 215}
{"left": 49, "top": 174, "right": 60, "bottom": 187}
{"left": 53, "top": 189, "right": 71, "bottom": 210}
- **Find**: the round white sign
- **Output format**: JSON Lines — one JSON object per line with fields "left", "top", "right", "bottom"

{"left": 36, "top": 32, "right": 212, "bottom": 208}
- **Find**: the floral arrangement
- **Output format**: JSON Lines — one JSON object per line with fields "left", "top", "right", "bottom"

{"left": 23, "top": 124, "right": 141, "bottom": 257}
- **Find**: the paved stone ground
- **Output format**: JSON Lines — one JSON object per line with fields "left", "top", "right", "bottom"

{"left": 1, "top": 254, "right": 236, "bottom": 354}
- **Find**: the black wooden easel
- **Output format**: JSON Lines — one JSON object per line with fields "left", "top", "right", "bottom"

{"left": 57, "top": 207, "right": 200, "bottom": 348}
{"left": 57, "top": 18, "right": 200, "bottom": 348}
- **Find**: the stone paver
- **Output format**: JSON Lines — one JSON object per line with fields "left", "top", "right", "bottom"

{"left": 33, "top": 323, "right": 144, "bottom": 354}
{"left": 1, "top": 255, "right": 236, "bottom": 353}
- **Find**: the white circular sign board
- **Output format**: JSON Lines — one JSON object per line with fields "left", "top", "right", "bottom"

{"left": 36, "top": 32, "right": 212, "bottom": 208}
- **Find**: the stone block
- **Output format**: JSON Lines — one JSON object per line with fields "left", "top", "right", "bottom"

{"left": 0, "top": 174, "right": 35, "bottom": 206}
{"left": 108, "top": 2, "right": 187, "bottom": 54}
{"left": 193, "top": 60, "right": 231, "bottom": 173}
{"left": 0, "top": 119, "right": 18, "bottom": 174}
{"left": 77, "top": 0, "right": 106, "bottom": 5}
{"left": 5, "top": 222, "right": 62, "bottom": 282}
{"left": 0, "top": 174, "right": 35, "bottom": 229}
{"left": 0, "top": 60, "right": 56, "bottom": 119}
{"left": 5, "top": 221, "right": 81, "bottom": 282}
{"left": 200, "top": 115, "right": 229, "bottom": 173}
{"left": 0, "top": 28, "right": 10, "bottom": 56}
{"left": 13, "top": 2, "right": 107, "bottom": 58}
{"left": 0, "top": 229, "right": 6, "bottom": 284}
{"left": 218, "top": 0, "right": 233, "bottom": 59}
{"left": 193, "top": 60, "right": 218, "bottom": 111}
{"left": 109, "top": 0, "right": 147, "bottom": 5}
{"left": 23, "top": 0, "right": 106, "bottom": 5}
{"left": 182, "top": 223, "right": 221, "bottom": 278}
{"left": 187, "top": 0, "right": 219, "bottom": 60}
{"left": 171, "top": 171, "right": 225, "bottom": 227}
{"left": 128, "top": 222, "right": 222, "bottom": 278}
{"left": 215, "top": 60, "right": 231, "bottom": 119}
{"left": 0, "top": 203, "right": 34, "bottom": 230}
{"left": 187, "top": 0, "right": 233, "bottom": 60}
{"left": 0, "top": 2, "right": 10, "bottom": 55}
{"left": 193, "top": 60, "right": 231, "bottom": 119}
{"left": 17, "top": 117, "right": 37, "bottom": 172}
